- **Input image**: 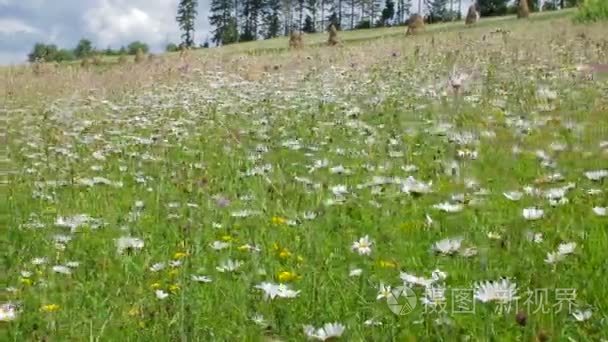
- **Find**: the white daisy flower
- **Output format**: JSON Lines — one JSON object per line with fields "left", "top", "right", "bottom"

{"left": 149, "top": 262, "right": 166, "bottom": 272}
{"left": 433, "top": 238, "right": 463, "bottom": 255}
{"left": 191, "top": 275, "right": 213, "bottom": 283}
{"left": 20, "top": 270, "right": 32, "bottom": 278}
{"left": 460, "top": 247, "right": 478, "bottom": 257}
{"left": 433, "top": 202, "right": 464, "bottom": 213}
{"left": 401, "top": 176, "right": 433, "bottom": 194}
{"left": 363, "top": 319, "right": 383, "bottom": 326}
{"left": 303, "top": 322, "right": 345, "bottom": 341}
{"left": 592, "top": 207, "right": 607, "bottom": 216}
{"left": 330, "top": 165, "right": 352, "bottom": 175}
{"left": 210, "top": 241, "right": 230, "bottom": 250}
{"left": 474, "top": 279, "right": 518, "bottom": 303}
{"left": 31, "top": 257, "right": 47, "bottom": 265}
{"left": 116, "top": 236, "right": 144, "bottom": 254}
{"left": 65, "top": 261, "right": 79, "bottom": 268}
{"left": 487, "top": 232, "right": 502, "bottom": 240}
{"left": 587, "top": 189, "right": 603, "bottom": 196}
{"left": 400, "top": 272, "right": 435, "bottom": 287}
{"left": 155, "top": 290, "right": 169, "bottom": 300}
{"left": 544, "top": 251, "right": 565, "bottom": 264}
{"left": 251, "top": 313, "right": 269, "bottom": 327}
{"left": 331, "top": 185, "right": 349, "bottom": 196}
{"left": 52, "top": 265, "right": 71, "bottom": 275}
{"left": 572, "top": 309, "right": 592, "bottom": 322}
{"left": 558, "top": 242, "right": 576, "bottom": 255}
{"left": 525, "top": 231, "right": 544, "bottom": 243}
{"left": 0, "top": 303, "right": 18, "bottom": 322}
{"left": 523, "top": 208, "right": 544, "bottom": 220}
{"left": 549, "top": 198, "right": 569, "bottom": 207}
{"left": 349, "top": 268, "right": 363, "bottom": 277}
{"left": 431, "top": 269, "right": 448, "bottom": 281}
{"left": 352, "top": 235, "right": 373, "bottom": 256}
{"left": 255, "top": 282, "right": 300, "bottom": 300}
{"left": 169, "top": 260, "right": 182, "bottom": 268}
{"left": 503, "top": 191, "right": 523, "bottom": 201}
{"left": 376, "top": 283, "right": 392, "bottom": 300}
{"left": 216, "top": 259, "right": 243, "bottom": 273}
{"left": 584, "top": 170, "right": 608, "bottom": 181}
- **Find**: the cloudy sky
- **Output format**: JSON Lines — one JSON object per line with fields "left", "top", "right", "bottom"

{"left": 0, "top": 0, "right": 212, "bottom": 64}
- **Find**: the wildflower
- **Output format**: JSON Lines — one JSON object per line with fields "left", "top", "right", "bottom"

{"left": 433, "top": 202, "right": 464, "bottom": 213}
{"left": 279, "top": 248, "right": 292, "bottom": 259}
{"left": 379, "top": 260, "right": 396, "bottom": 268}
{"left": 352, "top": 235, "right": 373, "bottom": 256}
{"left": 116, "top": 237, "right": 145, "bottom": 254}
{"left": 168, "top": 284, "right": 180, "bottom": 293}
{"left": 210, "top": 241, "right": 230, "bottom": 251}
{"left": 277, "top": 271, "right": 299, "bottom": 282}
{"left": 191, "top": 275, "right": 212, "bottom": 283}
{"left": 433, "top": 238, "right": 463, "bottom": 255}
{"left": 255, "top": 282, "right": 300, "bottom": 300}
{"left": 572, "top": 309, "right": 592, "bottom": 322}
{"left": 65, "top": 261, "right": 79, "bottom": 268}
{"left": 155, "top": 290, "right": 169, "bottom": 299}
{"left": 237, "top": 244, "right": 260, "bottom": 252}
{"left": 20, "top": 278, "right": 33, "bottom": 286}
{"left": 173, "top": 252, "right": 188, "bottom": 259}
{"left": 216, "top": 259, "right": 243, "bottom": 273}
{"left": 31, "top": 257, "right": 47, "bottom": 265}
{"left": 474, "top": 279, "right": 518, "bottom": 303}
{"left": 349, "top": 268, "right": 362, "bottom": 277}
{"left": 271, "top": 216, "right": 287, "bottom": 225}
{"left": 400, "top": 272, "right": 435, "bottom": 287}
{"left": 150, "top": 282, "right": 161, "bottom": 289}
{"left": 41, "top": 304, "right": 60, "bottom": 312}
{"left": 363, "top": 319, "right": 382, "bottom": 326}
{"left": 303, "top": 322, "right": 345, "bottom": 341}
{"left": 331, "top": 185, "right": 348, "bottom": 196}
{"left": 0, "top": 303, "right": 18, "bottom": 321}
{"left": 592, "top": 207, "right": 607, "bottom": 216}
{"left": 376, "top": 283, "right": 392, "bottom": 300}
{"left": 523, "top": 208, "right": 544, "bottom": 220}
{"left": 251, "top": 313, "right": 269, "bottom": 327}
{"left": 503, "top": 191, "right": 523, "bottom": 201}
{"left": 149, "top": 263, "right": 166, "bottom": 272}
{"left": 221, "top": 235, "right": 233, "bottom": 242}
{"left": 584, "top": 170, "right": 608, "bottom": 181}
{"left": 52, "top": 265, "right": 71, "bottom": 275}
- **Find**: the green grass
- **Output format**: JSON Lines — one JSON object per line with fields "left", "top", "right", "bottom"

{"left": 3, "top": 10, "right": 608, "bottom": 341}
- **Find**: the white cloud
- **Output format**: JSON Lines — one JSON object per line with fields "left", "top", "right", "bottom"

{"left": 83, "top": 0, "right": 182, "bottom": 48}
{"left": 0, "top": 18, "right": 39, "bottom": 34}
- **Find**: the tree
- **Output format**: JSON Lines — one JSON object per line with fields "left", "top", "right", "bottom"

{"left": 263, "top": 0, "right": 282, "bottom": 38}
{"left": 306, "top": 0, "right": 319, "bottom": 32}
{"left": 478, "top": 0, "right": 509, "bottom": 16}
{"left": 54, "top": 49, "right": 75, "bottom": 62}
{"left": 127, "top": 41, "right": 149, "bottom": 55}
{"left": 74, "top": 39, "right": 93, "bottom": 59}
{"left": 166, "top": 43, "right": 180, "bottom": 52}
{"left": 427, "top": 0, "right": 448, "bottom": 22}
{"left": 209, "top": 0, "right": 236, "bottom": 44}
{"left": 27, "top": 43, "right": 57, "bottom": 62}
{"left": 303, "top": 15, "right": 316, "bottom": 32}
{"left": 381, "top": 0, "right": 396, "bottom": 25}
{"left": 177, "top": 0, "right": 199, "bottom": 47}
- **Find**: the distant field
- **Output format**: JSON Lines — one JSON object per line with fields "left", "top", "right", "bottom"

{"left": 3, "top": 9, "right": 608, "bottom": 341}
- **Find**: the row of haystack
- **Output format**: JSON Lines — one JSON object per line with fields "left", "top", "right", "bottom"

{"left": 289, "top": 24, "right": 340, "bottom": 50}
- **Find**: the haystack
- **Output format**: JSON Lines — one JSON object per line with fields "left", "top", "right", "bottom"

{"left": 406, "top": 14, "right": 425, "bottom": 35}
{"left": 134, "top": 48, "right": 145, "bottom": 63}
{"left": 289, "top": 31, "right": 303, "bottom": 49}
{"left": 465, "top": 4, "right": 480, "bottom": 25}
{"left": 518, "top": 0, "right": 530, "bottom": 18}
{"left": 327, "top": 24, "right": 339, "bottom": 46}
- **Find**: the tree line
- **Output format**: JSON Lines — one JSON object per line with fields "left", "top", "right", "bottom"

{"left": 27, "top": 0, "right": 579, "bottom": 63}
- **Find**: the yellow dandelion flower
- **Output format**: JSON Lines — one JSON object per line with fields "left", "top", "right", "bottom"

{"left": 128, "top": 307, "right": 140, "bottom": 317}
{"left": 20, "top": 278, "right": 33, "bottom": 286}
{"left": 221, "top": 235, "right": 233, "bottom": 242}
{"left": 150, "top": 282, "right": 161, "bottom": 289}
{"left": 173, "top": 252, "right": 188, "bottom": 259}
{"left": 278, "top": 271, "right": 299, "bottom": 282}
{"left": 169, "top": 284, "right": 180, "bottom": 293}
{"left": 237, "top": 244, "right": 250, "bottom": 252}
{"left": 168, "top": 269, "right": 179, "bottom": 277}
{"left": 41, "top": 304, "right": 60, "bottom": 312}
{"left": 271, "top": 216, "right": 286, "bottom": 225}
{"left": 279, "top": 249, "right": 292, "bottom": 259}
{"left": 379, "top": 260, "right": 397, "bottom": 269}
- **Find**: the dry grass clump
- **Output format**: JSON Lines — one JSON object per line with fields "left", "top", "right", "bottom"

{"left": 518, "top": 0, "right": 530, "bottom": 19}
{"left": 406, "top": 14, "right": 425, "bottom": 35}
{"left": 134, "top": 48, "right": 146, "bottom": 63}
{"left": 328, "top": 25, "right": 340, "bottom": 46}
{"left": 466, "top": 4, "right": 480, "bottom": 25}
{"left": 289, "top": 31, "right": 304, "bottom": 49}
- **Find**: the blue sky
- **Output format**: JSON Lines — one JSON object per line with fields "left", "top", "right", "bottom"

{"left": 0, "top": 0, "right": 212, "bottom": 64}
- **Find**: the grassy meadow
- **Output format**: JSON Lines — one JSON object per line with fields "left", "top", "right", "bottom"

{"left": 2, "top": 10, "right": 608, "bottom": 341}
